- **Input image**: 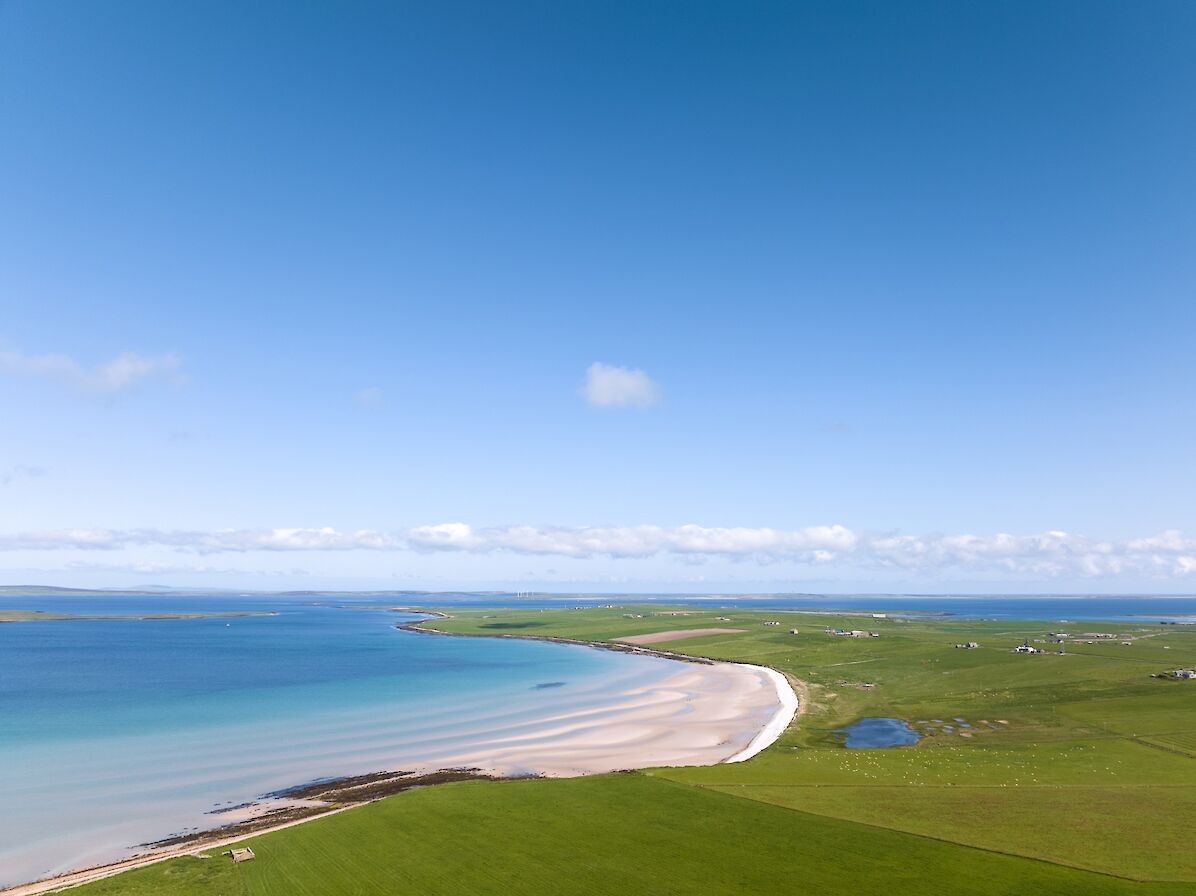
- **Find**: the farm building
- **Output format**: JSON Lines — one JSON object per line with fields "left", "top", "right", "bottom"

{"left": 826, "top": 629, "right": 879, "bottom": 638}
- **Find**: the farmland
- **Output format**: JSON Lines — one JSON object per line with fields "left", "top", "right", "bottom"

{"left": 62, "top": 604, "right": 1196, "bottom": 895}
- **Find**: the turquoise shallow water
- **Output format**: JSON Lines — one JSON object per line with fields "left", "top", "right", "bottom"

{"left": 0, "top": 597, "right": 678, "bottom": 886}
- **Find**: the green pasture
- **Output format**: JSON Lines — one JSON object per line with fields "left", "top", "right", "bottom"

{"left": 74, "top": 775, "right": 1192, "bottom": 896}
{"left": 0, "top": 609, "right": 73, "bottom": 622}
{"left": 66, "top": 603, "right": 1196, "bottom": 894}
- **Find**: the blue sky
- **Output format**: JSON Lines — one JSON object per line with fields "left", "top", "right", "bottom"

{"left": 1, "top": 0, "right": 1194, "bottom": 592}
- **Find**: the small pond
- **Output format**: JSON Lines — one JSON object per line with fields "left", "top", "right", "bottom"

{"left": 836, "top": 717, "right": 922, "bottom": 748}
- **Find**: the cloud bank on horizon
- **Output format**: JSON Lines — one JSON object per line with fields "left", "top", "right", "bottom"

{"left": 2, "top": 524, "right": 1195, "bottom": 579}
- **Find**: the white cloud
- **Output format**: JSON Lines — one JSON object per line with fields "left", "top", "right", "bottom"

{"left": 582, "top": 362, "right": 661, "bottom": 408}
{"left": 0, "top": 347, "right": 184, "bottom": 394}
{"left": 2, "top": 523, "right": 1195, "bottom": 578}
{"left": 160, "top": 528, "right": 401, "bottom": 554}
{"left": 407, "top": 523, "right": 859, "bottom": 561}
{"left": 190, "top": 528, "right": 400, "bottom": 553}
{"left": 63, "top": 560, "right": 250, "bottom": 576}
{"left": 0, "top": 529, "right": 129, "bottom": 550}
{"left": 408, "top": 524, "right": 1196, "bottom": 577}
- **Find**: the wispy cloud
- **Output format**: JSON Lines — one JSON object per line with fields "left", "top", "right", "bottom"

{"left": 55, "top": 560, "right": 313, "bottom": 577}
{"left": 582, "top": 362, "right": 661, "bottom": 408}
{"left": 0, "top": 464, "right": 47, "bottom": 486}
{"left": 2, "top": 523, "right": 1196, "bottom": 578}
{"left": 0, "top": 527, "right": 399, "bottom": 554}
{"left": 353, "top": 387, "right": 385, "bottom": 410}
{"left": 0, "top": 347, "right": 184, "bottom": 394}
{"left": 63, "top": 560, "right": 255, "bottom": 576}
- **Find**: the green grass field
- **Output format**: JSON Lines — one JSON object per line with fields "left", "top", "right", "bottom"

{"left": 65, "top": 604, "right": 1196, "bottom": 895}
{"left": 0, "top": 610, "right": 274, "bottom": 623}
{"left": 0, "top": 609, "right": 73, "bottom": 622}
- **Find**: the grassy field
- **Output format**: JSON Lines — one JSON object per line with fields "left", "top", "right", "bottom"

{"left": 73, "top": 776, "right": 1191, "bottom": 896}
{"left": 63, "top": 603, "right": 1196, "bottom": 895}
{"left": 0, "top": 610, "right": 73, "bottom": 622}
{"left": 0, "top": 610, "right": 275, "bottom": 623}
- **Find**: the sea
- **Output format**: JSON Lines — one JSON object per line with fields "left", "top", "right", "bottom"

{"left": 2, "top": 591, "right": 1193, "bottom": 886}
{"left": 0, "top": 595, "right": 680, "bottom": 887}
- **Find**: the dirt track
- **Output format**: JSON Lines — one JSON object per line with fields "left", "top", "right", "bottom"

{"left": 615, "top": 628, "right": 746, "bottom": 644}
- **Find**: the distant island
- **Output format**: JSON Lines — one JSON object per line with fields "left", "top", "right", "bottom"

{"left": 0, "top": 609, "right": 278, "bottom": 623}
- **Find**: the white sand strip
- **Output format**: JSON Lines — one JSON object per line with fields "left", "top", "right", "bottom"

{"left": 723, "top": 665, "right": 799, "bottom": 762}
{"left": 414, "top": 660, "right": 790, "bottom": 777}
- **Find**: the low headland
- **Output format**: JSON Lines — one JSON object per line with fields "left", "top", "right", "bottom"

{"left": 0, "top": 609, "right": 278, "bottom": 623}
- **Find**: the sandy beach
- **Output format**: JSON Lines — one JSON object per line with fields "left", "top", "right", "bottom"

{"left": 419, "top": 658, "right": 797, "bottom": 777}
{"left": 392, "top": 614, "right": 799, "bottom": 774}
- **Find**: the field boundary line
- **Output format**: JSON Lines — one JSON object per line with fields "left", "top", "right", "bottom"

{"left": 667, "top": 777, "right": 1191, "bottom": 884}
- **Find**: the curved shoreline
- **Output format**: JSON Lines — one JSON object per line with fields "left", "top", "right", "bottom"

{"left": 724, "top": 664, "right": 800, "bottom": 763}
{"left": 2, "top": 610, "right": 801, "bottom": 896}
{"left": 395, "top": 611, "right": 801, "bottom": 766}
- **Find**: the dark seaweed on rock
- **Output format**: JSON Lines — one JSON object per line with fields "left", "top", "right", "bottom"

{"left": 142, "top": 769, "right": 499, "bottom": 850}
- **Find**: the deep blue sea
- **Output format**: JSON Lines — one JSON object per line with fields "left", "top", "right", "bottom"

{"left": 2, "top": 591, "right": 1193, "bottom": 885}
